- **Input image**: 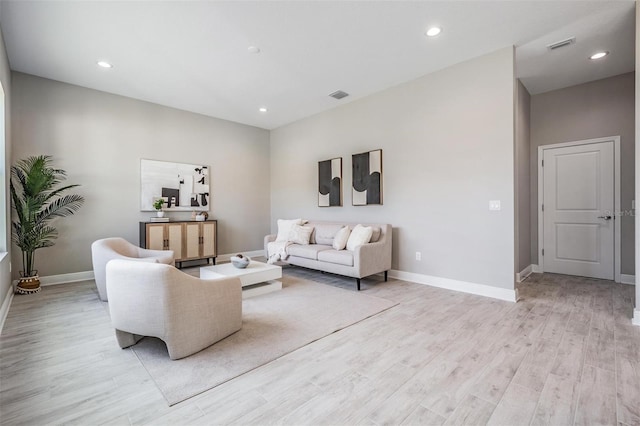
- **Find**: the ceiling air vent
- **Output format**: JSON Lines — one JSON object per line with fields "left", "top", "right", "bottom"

{"left": 329, "top": 90, "right": 349, "bottom": 100}
{"left": 547, "top": 37, "right": 576, "bottom": 51}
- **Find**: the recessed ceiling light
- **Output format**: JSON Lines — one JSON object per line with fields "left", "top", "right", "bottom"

{"left": 589, "top": 51, "right": 609, "bottom": 60}
{"left": 259, "top": 107, "right": 268, "bottom": 113}
{"left": 97, "top": 61, "right": 113, "bottom": 68}
{"left": 425, "top": 27, "right": 442, "bottom": 37}
{"left": 248, "top": 46, "right": 261, "bottom": 54}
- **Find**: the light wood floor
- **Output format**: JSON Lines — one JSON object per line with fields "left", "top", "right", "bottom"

{"left": 1, "top": 267, "right": 639, "bottom": 425}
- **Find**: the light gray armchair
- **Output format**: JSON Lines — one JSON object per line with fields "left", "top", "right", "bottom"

{"left": 91, "top": 237, "right": 174, "bottom": 301}
{"left": 106, "top": 259, "right": 242, "bottom": 360}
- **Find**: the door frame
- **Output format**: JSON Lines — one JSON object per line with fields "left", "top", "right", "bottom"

{"left": 537, "top": 136, "right": 621, "bottom": 282}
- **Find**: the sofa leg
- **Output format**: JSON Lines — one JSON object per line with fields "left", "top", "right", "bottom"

{"left": 356, "top": 278, "right": 361, "bottom": 291}
{"left": 384, "top": 271, "right": 388, "bottom": 282}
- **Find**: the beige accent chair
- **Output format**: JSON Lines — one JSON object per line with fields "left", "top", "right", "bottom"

{"left": 106, "top": 259, "right": 243, "bottom": 360}
{"left": 91, "top": 237, "right": 174, "bottom": 301}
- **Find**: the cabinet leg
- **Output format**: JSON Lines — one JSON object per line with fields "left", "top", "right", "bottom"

{"left": 384, "top": 271, "right": 388, "bottom": 282}
{"left": 212, "top": 257, "right": 216, "bottom": 265}
{"left": 356, "top": 278, "right": 361, "bottom": 291}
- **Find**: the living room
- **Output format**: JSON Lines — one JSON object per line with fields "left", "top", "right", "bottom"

{"left": 1, "top": 1, "right": 639, "bottom": 425}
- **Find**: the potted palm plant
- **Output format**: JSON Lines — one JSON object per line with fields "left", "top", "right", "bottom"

{"left": 10, "top": 155, "right": 85, "bottom": 294}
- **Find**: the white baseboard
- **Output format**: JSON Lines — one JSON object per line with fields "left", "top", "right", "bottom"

{"left": 40, "top": 271, "right": 95, "bottom": 286}
{"left": 621, "top": 274, "right": 636, "bottom": 285}
{"left": 0, "top": 286, "right": 14, "bottom": 335}
{"left": 531, "top": 264, "right": 543, "bottom": 273}
{"left": 15, "top": 250, "right": 266, "bottom": 288}
{"left": 388, "top": 270, "right": 517, "bottom": 302}
{"left": 11, "top": 271, "right": 95, "bottom": 289}
{"left": 633, "top": 309, "right": 640, "bottom": 326}
{"left": 516, "top": 265, "right": 532, "bottom": 283}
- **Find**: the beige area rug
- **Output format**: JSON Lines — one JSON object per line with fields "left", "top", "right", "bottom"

{"left": 132, "top": 275, "right": 397, "bottom": 405}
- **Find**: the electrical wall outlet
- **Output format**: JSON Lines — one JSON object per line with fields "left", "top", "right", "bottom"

{"left": 489, "top": 200, "right": 501, "bottom": 211}
{"left": 416, "top": 251, "right": 421, "bottom": 261}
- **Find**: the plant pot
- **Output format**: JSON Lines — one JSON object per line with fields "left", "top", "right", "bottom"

{"left": 156, "top": 211, "right": 165, "bottom": 218}
{"left": 16, "top": 273, "right": 41, "bottom": 294}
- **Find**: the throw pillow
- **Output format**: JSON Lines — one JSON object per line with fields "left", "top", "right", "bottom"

{"left": 276, "top": 218, "right": 304, "bottom": 242}
{"left": 332, "top": 226, "right": 351, "bottom": 250}
{"left": 289, "top": 225, "right": 314, "bottom": 245}
{"left": 370, "top": 227, "right": 382, "bottom": 243}
{"left": 346, "top": 224, "right": 373, "bottom": 251}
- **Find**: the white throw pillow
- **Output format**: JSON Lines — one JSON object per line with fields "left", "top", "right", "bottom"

{"left": 332, "top": 226, "right": 351, "bottom": 251}
{"left": 346, "top": 224, "right": 373, "bottom": 251}
{"left": 370, "top": 227, "right": 381, "bottom": 243}
{"left": 290, "top": 225, "right": 314, "bottom": 245}
{"left": 276, "top": 219, "right": 304, "bottom": 242}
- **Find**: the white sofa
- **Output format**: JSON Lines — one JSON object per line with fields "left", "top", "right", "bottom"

{"left": 91, "top": 237, "right": 175, "bottom": 301}
{"left": 265, "top": 221, "right": 392, "bottom": 290}
{"left": 106, "top": 259, "right": 243, "bottom": 360}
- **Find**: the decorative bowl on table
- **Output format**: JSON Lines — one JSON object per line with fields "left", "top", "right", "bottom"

{"left": 230, "top": 254, "right": 251, "bottom": 269}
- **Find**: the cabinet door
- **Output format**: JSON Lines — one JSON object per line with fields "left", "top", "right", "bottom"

{"left": 166, "top": 223, "right": 184, "bottom": 260}
{"left": 201, "top": 222, "right": 216, "bottom": 257}
{"left": 147, "top": 224, "right": 166, "bottom": 251}
{"left": 184, "top": 223, "right": 201, "bottom": 260}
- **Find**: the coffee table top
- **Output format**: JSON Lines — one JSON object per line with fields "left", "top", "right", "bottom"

{"left": 202, "top": 261, "right": 280, "bottom": 276}
{"left": 200, "top": 261, "right": 282, "bottom": 287}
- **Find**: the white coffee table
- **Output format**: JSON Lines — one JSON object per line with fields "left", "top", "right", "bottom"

{"left": 200, "top": 261, "right": 282, "bottom": 298}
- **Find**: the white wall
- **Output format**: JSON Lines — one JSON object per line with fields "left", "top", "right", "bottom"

{"left": 0, "top": 23, "right": 12, "bottom": 323}
{"left": 634, "top": 1, "right": 639, "bottom": 326}
{"left": 530, "top": 72, "right": 635, "bottom": 275}
{"left": 11, "top": 73, "right": 270, "bottom": 278}
{"left": 271, "top": 47, "right": 516, "bottom": 291}
{"left": 515, "top": 80, "right": 531, "bottom": 273}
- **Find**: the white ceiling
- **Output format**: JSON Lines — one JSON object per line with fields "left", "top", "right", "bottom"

{"left": 0, "top": 1, "right": 635, "bottom": 130}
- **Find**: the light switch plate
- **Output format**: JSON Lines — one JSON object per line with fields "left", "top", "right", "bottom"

{"left": 489, "top": 200, "right": 501, "bottom": 211}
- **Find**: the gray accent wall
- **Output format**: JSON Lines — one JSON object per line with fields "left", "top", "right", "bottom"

{"left": 11, "top": 72, "right": 270, "bottom": 278}
{"left": 270, "top": 47, "right": 516, "bottom": 291}
{"left": 0, "top": 23, "right": 12, "bottom": 312}
{"left": 530, "top": 72, "right": 635, "bottom": 275}
{"left": 516, "top": 80, "right": 531, "bottom": 273}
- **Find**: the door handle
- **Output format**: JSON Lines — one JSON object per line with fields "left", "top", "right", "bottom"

{"left": 597, "top": 215, "right": 612, "bottom": 220}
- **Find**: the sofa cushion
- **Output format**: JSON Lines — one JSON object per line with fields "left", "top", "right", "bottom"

{"left": 288, "top": 244, "right": 332, "bottom": 260}
{"left": 313, "top": 224, "right": 344, "bottom": 245}
{"left": 317, "top": 249, "right": 354, "bottom": 266}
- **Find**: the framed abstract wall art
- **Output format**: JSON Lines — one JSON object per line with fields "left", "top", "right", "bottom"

{"left": 140, "top": 159, "right": 210, "bottom": 211}
{"left": 318, "top": 157, "right": 342, "bottom": 207}
{"left": 352, "top": 149, "right": 382, "bottom": 205}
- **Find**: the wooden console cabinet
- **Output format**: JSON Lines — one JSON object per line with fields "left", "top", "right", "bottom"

{"left": 140, "top": 220, "right": 217, "bottom": 267}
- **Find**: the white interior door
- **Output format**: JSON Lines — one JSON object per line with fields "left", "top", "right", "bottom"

{"left": 542, "top": 141, "right": 614, "bottom": 279}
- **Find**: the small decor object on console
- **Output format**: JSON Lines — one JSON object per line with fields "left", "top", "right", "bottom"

{"left": 153, "top": 198, "right": 166, "bottom": 217}
{"left": 149, "top": 216, "right": 170, "bottom": 223}
{"left": 231, "top": 254, "right": 251, "bottom": 269}
{"left": 195, "top": 212, "right": 208, "bottom": 222}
